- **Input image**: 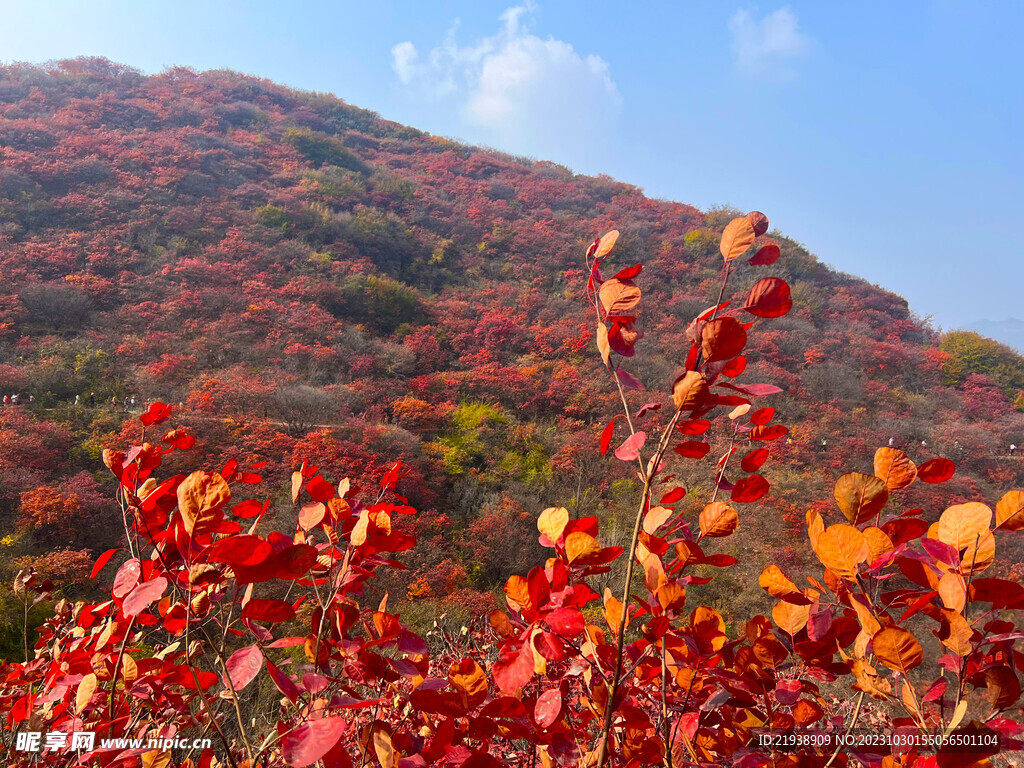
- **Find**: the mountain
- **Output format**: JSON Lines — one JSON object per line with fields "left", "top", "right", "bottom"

{"left": 966, "top": 318, "right": 1024, "bottom": 354}
{"left": 1, "top": 58, "right": 1023, "bottom": 634}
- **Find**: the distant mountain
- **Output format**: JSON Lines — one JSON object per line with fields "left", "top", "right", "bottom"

{"left": 966, "top": 318, "right": 1024, "bottom": 353}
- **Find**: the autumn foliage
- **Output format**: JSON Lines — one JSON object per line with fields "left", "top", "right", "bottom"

{"left": 1, "top": 212, "right": 1022, "bottom": 768}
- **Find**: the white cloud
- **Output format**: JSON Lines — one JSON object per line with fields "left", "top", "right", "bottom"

{"left": 391, "top": 41, "right": 418, "bottom": 85}
{"left": 391, "top": 4, "right": 621, "bottom": 163}
{"left": 728, "top": 7, "right": 809, "bottom": 79}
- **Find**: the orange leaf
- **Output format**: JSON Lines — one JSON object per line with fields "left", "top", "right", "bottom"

{"left": 815, "top": 524, "right": 869, "bottom": 579}
{"left": 595, "top": 229, "right": 619, "bottom": 258}
{"left": 936, "top": 502, "right": 992, "bottom": 550}
{"left": 720, "top": 216, "right": 756, "bottom": 261}
{"left": 448, "top": 658, "right": 488, "bottom": 709}
{"left": 758, "top": 565, "right": 808, "bottom": 604}
{"left": 833, "top": 472, "right": 888, "bottom": 526}
{"left": 643, "top": 505, "right": 673, "bottom": 534}
{"left": 772, "top": 601, "right": 810, "bottom": 636}
{"left": 873, "top": 447, "right": 917, "bottom": 490}
{"left": 504, "top": 575, "right": 532, "bottom": 612}
{"left": 604, "top": 588, "right": 625, "bottom": 635}
{"left": 565, "top": 531, "right": 601, "bottom": 563}
{"left": 671, "top": 371, "right": 708, "bottom": 411}
{"left": 995, "top": 490, "right": 1024, "bottom": 531}
{"left": 699, "top": 502, "right": 738, "bottom": 538}
{"left": 177, "top": 471, "right": 230, "bottom": 536}
{"left": 598, "top": 279, "right": 640, "bottom": 315}
{"left": 872, "top": 627, "right": 923, "bottom": 674}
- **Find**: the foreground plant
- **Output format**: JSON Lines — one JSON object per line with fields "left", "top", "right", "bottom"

{"left": 1, "top": 214, "right": 1022, "bottom": 768}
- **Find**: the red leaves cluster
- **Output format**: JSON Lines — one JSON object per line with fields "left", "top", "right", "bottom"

{"left": 3, "top": 214, "right": 1023, "bottom": 768}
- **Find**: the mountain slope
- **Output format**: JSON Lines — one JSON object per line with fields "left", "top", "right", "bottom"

{"left": 1, "top": 59, "right": 1023, "bottom": 624}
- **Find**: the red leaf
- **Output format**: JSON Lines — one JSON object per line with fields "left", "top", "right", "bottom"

{"left": 242, "top": 598, "right": 297, "bottom": 623}
{"left": 918, "top": 458, "right": 955, "bottom": 483}
{"left": 731, "top": 474, "right": 769, "bottom": 503}
{"left": 674, "top": 441, "right": 710, "bottom": 459}
{"left": 140, "top": 401, "right": 172, "bottom": 426}
{"left": 750, "top": 424, "right": 788, "bottom": 441}
{"left": 492, "top": 642, "right": 534, "bottom": 694}
{"left": 281, "top": 717, "right": 347, "bottom": 768}
{"left": 161, "top": 429, "right": 195, "bottom": 450}
{"left": 306, "top": 475, "right": 335, "bottom": 503}
{"left": 535, "top": 688, "right": 562, "bottom": 728}
{"left": 546, "top": 607, "right": 585, "bottom": 638}
{"left": 749, "top": 243, "right": 781, "bottom": 265}
{"left": 613, "top": 263, "right": 643, "bottom": 280}
{"left": 267, "top": 659, "right": 300, "bottom": 703}
{"left": 676, "top": 419, "right": 711, "bottom": 436}
{"left": 774, "top": 679, "right": 801, "bottom": 706}
{"left": 741, "top": 448, "right": 769, "bottom": 473}
{"left": 8, "top": 693, "right": 35, "bottom": 725}
{"left": 231, "top": 499, "right": 268, "bottom": 519}
{"left": 720, "top": 355, "right": 747, "bottom": 377}
{"left": 204, "top": 535, "right": 272, "bottom": 567}
{"left": 700, "top": 317, "right": 747, "bottom": 363}
{"left": 90, "top": 548, "right": 120, "bottom": 579}
{"left": 123, "top": 576, "right": 168, "bottom": 617}
{"left": 743, "top": 277, "right": 792, "bottom": 318}
{"left": 224, "top": 645, "right": 263, "bottom": 691}
{"left": 660, "top": 486, "right": 687, "bottom": 504}
{"left": 750, "top": 406, "right": 775, "bottom": 425}
{"left": 380, "top": 461, "right": 409, "bottom": 492}
{"left": 614, "top": 431, "right": 647, "bottom": 462}
{"left": 599, "top": 418, "right": 616, "bottom": 456}
{"left": 615, "top": 368, "right": 645, "bottom": 390}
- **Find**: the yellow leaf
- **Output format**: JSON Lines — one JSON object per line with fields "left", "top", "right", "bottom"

{"left": 945, "top": 698, "right": 968, "bottom": 735}
{"left": 596, "top": 322, "right": 611, "bottom": 366}
{"left": 373, "top": 728, "right": 396, "bottom": 768}
{"left": 728, "top": 403, "right": 750, "bottom": 420}
{"left": 537, "top": 507, "right": 569, "bottom": 543}
{"left": 76, "top": 672, "right": 97, "bottom": 714}
{"left": 772, "top": 601, "right": 810, "bottom": 636}
{"left": 720, "top": 216, "right": 756, "bottom": 262}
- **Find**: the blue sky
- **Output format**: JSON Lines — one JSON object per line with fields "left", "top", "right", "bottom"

{"left": 2, "top": 1, "right": 1021, "bottom": 331}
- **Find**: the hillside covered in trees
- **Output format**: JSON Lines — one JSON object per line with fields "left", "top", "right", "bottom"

{"left": 1, "top": 58, "right": 1023, "bottom": 641}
